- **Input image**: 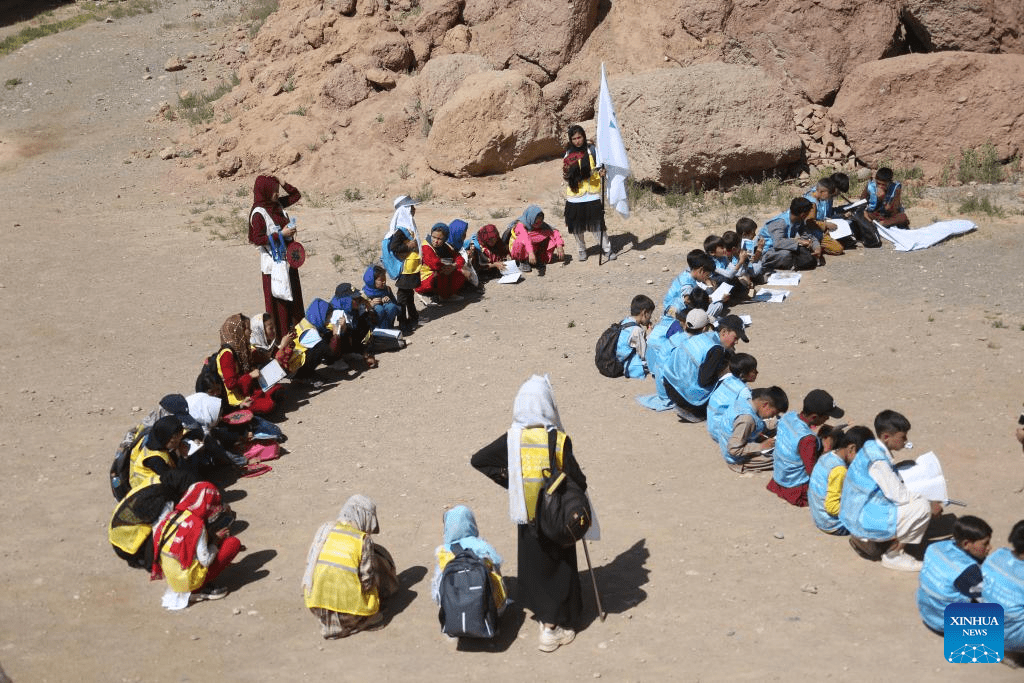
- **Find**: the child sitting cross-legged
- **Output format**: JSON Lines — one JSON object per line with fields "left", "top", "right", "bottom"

{"left": 916, "top": 515, "right": 991, "bottom": 634}
{"left": 808, "top": 425, "right": 874, "bottom": 536}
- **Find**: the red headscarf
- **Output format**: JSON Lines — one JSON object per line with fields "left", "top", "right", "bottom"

{"left": 151, "top": 482, "right": 223, "bottom": 581}
{"left": 251, "top": 175, "right": 287, "bottom": 224}
{"left": 476, "top": 223, "right": 508, "bottom": 261}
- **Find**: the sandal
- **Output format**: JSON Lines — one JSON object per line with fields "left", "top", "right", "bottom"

{"left": 240, "top": 463, "right": 273, "bottom": 478}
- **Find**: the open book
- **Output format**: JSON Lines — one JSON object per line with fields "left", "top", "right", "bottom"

{"left": 895, "top": 451, "right": 960, "bottom": 504}
{"left": 258, "top": 359, "right": 288, "bottom": 391}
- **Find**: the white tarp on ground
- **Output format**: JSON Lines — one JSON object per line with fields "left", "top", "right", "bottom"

{"left": 877, "top": 219, "right": 977, "bottom": 251}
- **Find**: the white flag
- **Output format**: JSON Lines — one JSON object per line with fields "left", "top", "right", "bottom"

{"left": 596, "top": 63, "right": 631, "bottom": 219}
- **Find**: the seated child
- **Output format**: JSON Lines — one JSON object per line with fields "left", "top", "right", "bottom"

{"left": 330, "top": 283, "right": 378, "bottom": 369}
{"left": 808, "top": 425, "right": 874, "bottom": 535}
{"left": 761, "top": 197, "right": 820, "bottom": 271}
{"left": 616, "top": 295, "right": 656, "bottom": 379}
{"left": 706, "top": 352, "right": 758, "bottom": 437}
{"left": 663, "top": 249, "right": 719, "bottom": 318}
{"left": 839, "top": 410, "right": 943, "bottom": 571}
{"left": 860, "top": 167, "right": 909, "bottom": 228}
{"left": 417, "top": 223, "right": 467, "bottom": 301}
{"left": 640, "top": 302, "right": 711, "bottom": 412}
{"left": 469, "top": 223, "right": 510, "bottom": 281}
{"left": 982, "top": 520, "right": 1024, "bottom": 655}
{"left": 917, "top": 515, "right": 991, "bottom": 634}
{"left": 735, "top": 217, "right": 766, "bottom": 284}
{"left": 362, "top": 265, "right": 402, "bottom": 331}
{"left": 509, "top": 205, "right": 566, "bottom": 273}
{"left": 712, "top": 386, "right": 788, "bottom": 473}
{"left": 432, "top": 505, "right": 508, "bottom": 627}
{"left": 802, "top": 178, "right": 844, "bottom": 255}
{"left": 704, "top": 234, "right": 747, "bottom": 301}
{"left": 767, "top": 389, "right": 844, "bottom": 507}
{"left": 662, "top": 314, "right": 748, "bottom": 423}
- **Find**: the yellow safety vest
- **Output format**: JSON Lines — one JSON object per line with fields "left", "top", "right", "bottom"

{"left": 216, "top": 348, "right": 248, "bottom": 407}
{"left": 565, "top": 149, "right": 602, "bottom": 199}
{"left": 304, "top": 523, "right": 380, "bottom": 616}
{"left": 288, "top": 318, "right": 317, "bottom": 374}
{"left": 157, "top": 510, "right": 209, "bottom": 593}
{"left": 128, "top": 439, "right": 173, "bottom": 490}
{"left": 437, "top": 548, "right": 508, "bottom": 611}
{"left": 520, "top": 426, "right": 567, "bottom": 523}
{"left": 108, "top": 482, "right": 161, "bottom": 554}
{"left": 402, "top": 251, "right": 421, "bottom": 276}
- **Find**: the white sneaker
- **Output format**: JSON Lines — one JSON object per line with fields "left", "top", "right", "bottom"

{"left": 415, "top": 293, "right": 439, "bottom": 307}
{"left": 880, "top": 549, "right": 923, "bottom": 572}
{"left": 538, "top": 623, "right": 576, "bottom": 652}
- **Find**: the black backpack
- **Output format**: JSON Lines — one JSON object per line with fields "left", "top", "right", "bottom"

{"left": 850, "top": 208, "right": 882, "bottom": 248}
{"left": 194, "top": 349, "right": 223, "bottom": 393}
{"left": 438, "top": 542, "right": 498, "bottom": 639}
{"left": 594, "top": 321, "right": 637, "bottom": 377}
{"left": 533, "top": 428, "right": 592, "bottom": 547}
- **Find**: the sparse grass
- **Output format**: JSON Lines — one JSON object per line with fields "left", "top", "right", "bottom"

{"left": 943, "top": 143, "right": 1006, "bottom": 185}
{"left": 235, "top": 186, "right": 249, "bottom": 198}
{"left": 567, "top": 320, "right": 576, "bottom": 328}
{"left": 626, "top": 178, "right": 659, "bottom": 213}
{"left": 4, "top": 78, "right": 22, "bottom": 89}
{"left": 992, "top": 319, "right": 1006, "bottom": 329}
{"left": 414, "top": 182, "right": 434, "bottom": 203}
{"left": 288, "top": 105, "right": 307, "bottom": 116}
{"left": 330, "top": 227, "right": 380, "bottom": 272}
{"left": 175, "top": 75, "right": 239, "bottom": 126}
{"left": 281, "top": 78, "right": 296, "bottom": 93}
{"left": 488, "top": 208, "right": 510, "bottom": 220}
{"left": 343, "top": 188, "right": 363, "bottom": 202}
{"left": 728, "top": 176, "right": 790, "bottom": 209}
{"left": 398, "top": 163, "right": 411, "bottom": 180}
{"left": 304, "top": 191, "right": 329, "bottom": 208}
{"left": 376, "top": 113, "right": 385, "bottom": 123}
{"left": 0, "top": 1, "right": 157, "bottom": 57}
{"left": 958, "top": 194, "right": 1005, "bottom": 217}
{"left": 244, "top": 0, "right": 279, "bottom": 38}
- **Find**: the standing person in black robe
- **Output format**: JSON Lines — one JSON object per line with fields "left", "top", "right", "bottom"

{"left": 471, "top": 374, "right": 587, "bottom": 652}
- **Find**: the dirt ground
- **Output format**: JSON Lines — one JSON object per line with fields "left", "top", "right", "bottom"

{"left": 2, "top": 3, "right": 1024, "bottom": 681}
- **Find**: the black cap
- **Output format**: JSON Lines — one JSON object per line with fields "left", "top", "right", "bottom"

{"left": 718, "top": 315, "right": 749, "bottom": 343}
{"left": 803, "top": 389, "right": 844, "bottom": 418}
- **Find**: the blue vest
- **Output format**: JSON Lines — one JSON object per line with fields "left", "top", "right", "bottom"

{"left": 917, "top": 540, "right": 979, "bottom": 633}
{"left": 772, "top": 412, "right": 817, "bottom": 488}
{"left": 706, "top": 375, "right": 749, "bottom": 441}
{"left": 615, "top": 317, "right": 645, "bottom": 378}
{"left": 839, "top": 440, "right": 899, "bottom": 540}
{"left": 714, "top": 395, "right": 764, "bottom": 464}
{"left": 982, "top": 548, "right": 1024, "bottom": 650}
{"left": 644, "top": 317, "right": 677, "bottom": 399}
{"left": 808, "top": 451, "right": 847, "bottom": 534}
{"left": 802, "top": 189, "right": 833, "bottom": 220}
{"left": 381, "top": 227, "right": 414, "bottom": 279}
{"left": 662, "top": 271, "right": 700, "bottom": 314}
{"left": 866, "top": 180, "right": 901, "bottom": 213}
{"left": 663, "top": 331, "right": 720, "bottom": 406}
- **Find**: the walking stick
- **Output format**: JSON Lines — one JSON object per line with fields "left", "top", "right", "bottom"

{"left": 581, "top": 539, "right": 606, "bottom": 622}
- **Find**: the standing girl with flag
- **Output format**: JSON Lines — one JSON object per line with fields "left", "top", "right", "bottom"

{"left": 562, "top": 125, "right": 613, "bottom": 262}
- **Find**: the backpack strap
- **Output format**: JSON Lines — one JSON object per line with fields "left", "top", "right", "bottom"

{"left": 620, "top": 321, "right": 638, "bottom": 367}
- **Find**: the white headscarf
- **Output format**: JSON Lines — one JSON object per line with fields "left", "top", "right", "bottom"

{"left": 384, "top": 195, "right": 421, "bottom": 255}
{"left": 506, "top": 374, "right": 563, "bottom": 524}
{"left": 302, "top": 495, "right": 380, "bottom": 597}
{"left": 249, "top": 312, "right": 274, "bottom": 351}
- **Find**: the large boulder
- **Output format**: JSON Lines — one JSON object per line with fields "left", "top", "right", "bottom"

{"left": 613, "top": 63, "right": 803, "bottom": 189}
{"left": 320, "top": 61, "right": 372, "bottom": 109}
{"left": 832, "top": 52, "right": 1024, "bottom": 177}
{"left": 416, "top": 53, "right": 491, "bottom": 120}
{"left": 425, "top": 70, "right": 562, "bottom": 176}
{"left": 722, "top": 0, "right": 901, "bottom": 104}
{"left": 902, "top": 0, "right": 1024, "bottom": 54}
{"left": 468, "top": 0, "right": 599, "bottom": 83}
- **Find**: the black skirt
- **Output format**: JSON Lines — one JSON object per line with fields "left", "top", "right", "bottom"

{"left": 563, "top": 199, "right": 605, "bottom": 235}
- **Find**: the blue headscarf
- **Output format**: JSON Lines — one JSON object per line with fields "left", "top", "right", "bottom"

{"left": 517, "top": 205, "right": 544, "bottom": 230}
{"left": 362, "top": 265, "right": 388, "bottom": 299}
{"left": 431, "top": 505, "right": 502, "bottom": 603}
{"left": 305, "top": 298, "right": 330, "bottom": 332}
{"left": 447, "top": 219, "right": 469, "bottom": 250}
{"left": 429, "top": 222, "right": 449, "bottom": 241}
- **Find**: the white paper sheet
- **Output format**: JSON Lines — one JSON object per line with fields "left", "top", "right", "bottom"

{"left": 710, "top": 282, "right": 733, "bottom": 303}
{"left": 895, "top": 451, "right": 949, "bottom": 503}
{"left": 829, "top": 218, "right": 853, "bottom": 240}
{"left": 753, "top": 288, "right": 790, "bottom": 303}
{"left": 766, "top": 272, "right": 802, "bottom": 286}
{"left": 497, "top": 260, "right": 522, "bottom": 284}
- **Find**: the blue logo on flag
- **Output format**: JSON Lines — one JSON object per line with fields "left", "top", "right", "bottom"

{"left": 944, "top": 602, "right": 1004, "bottom": 663}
